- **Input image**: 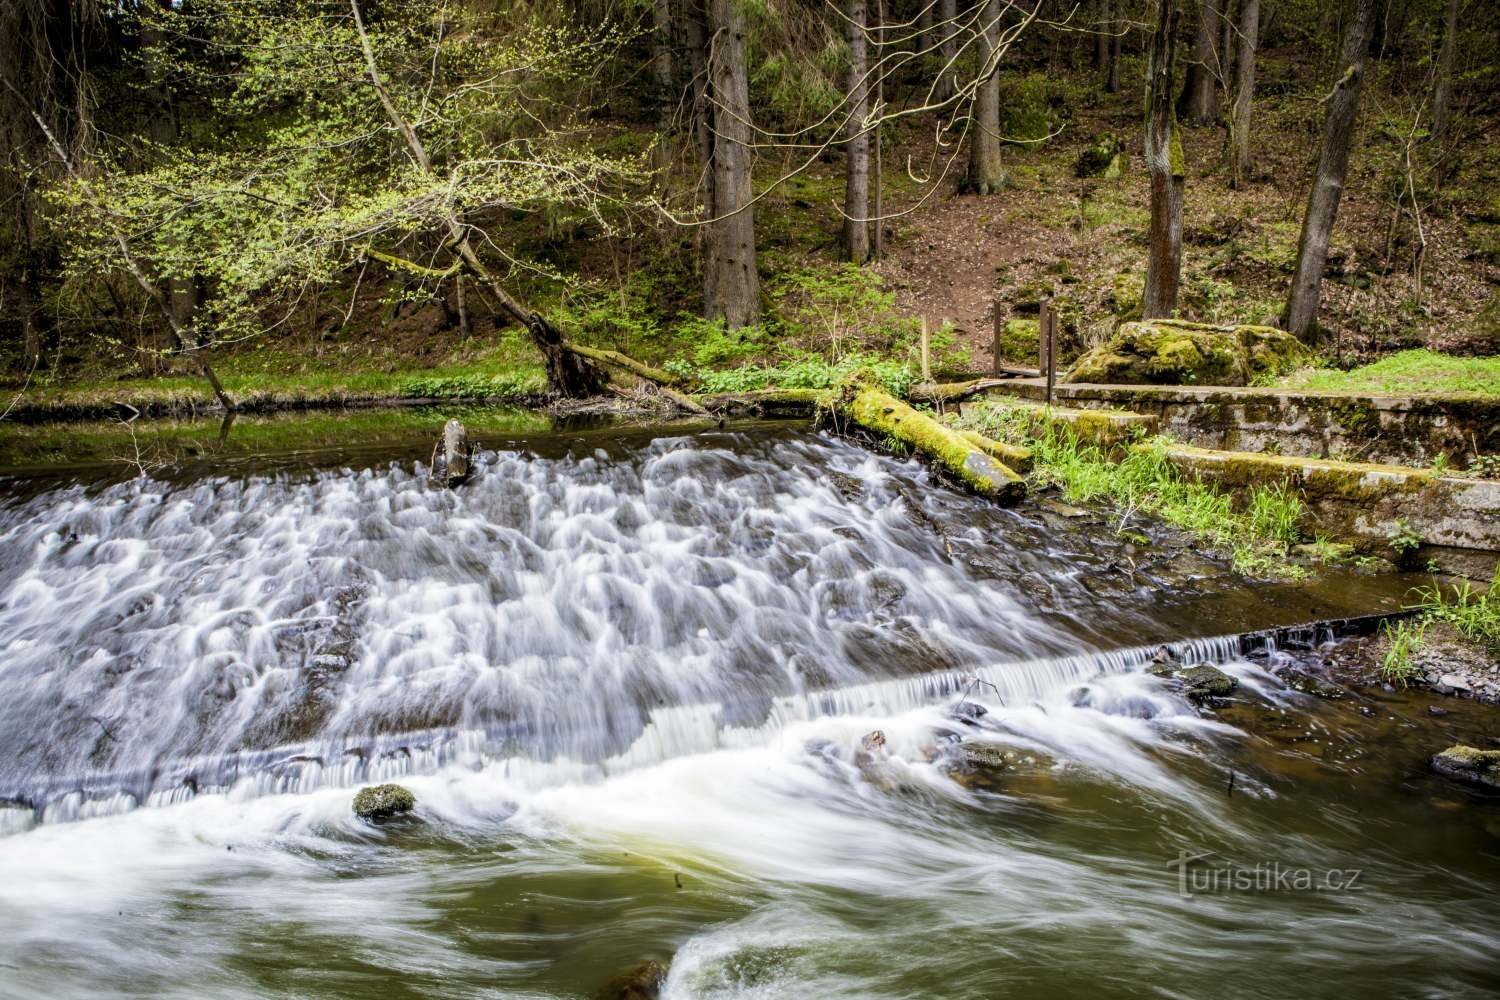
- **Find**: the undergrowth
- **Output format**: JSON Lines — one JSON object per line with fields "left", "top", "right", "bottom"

{"left": 1381, "top": 572, "right": 1500, "bottom": 684}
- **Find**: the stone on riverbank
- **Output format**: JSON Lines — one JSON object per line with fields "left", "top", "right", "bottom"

{"left": 352, "top": 783, "right": 416, "bottom": 821}
{"left": 1430, "top": 745, "right": 1500, "bottom": 789}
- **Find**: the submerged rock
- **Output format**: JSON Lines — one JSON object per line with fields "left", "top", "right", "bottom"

{"left": 1430, "top": 745, "right": 1500, "bottom": 789}
{"left": 352, "top": 783, "right": 416, "bottom": 821}
{"left": 592, "top": 959, "right": 667, "bottom": 1000}
{"left": 1065, "top": 319, "right": 1307, "bottom": 386}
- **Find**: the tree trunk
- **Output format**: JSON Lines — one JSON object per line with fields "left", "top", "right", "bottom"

{"left": 1106, "top": 0, "right": 1123, "bottom": 93}
{"left": 938, "top": 0, "right": 958, "bottom": 102}
{"left": 650, "top": 0, "right": 675, "bottom": 173}
{"left": 1094, "top": 0, "right": 1110, "bottom": 68}
{"left": 967, "top": 0, "right": 1005, "bottom": 194}
{"left": 699, "top": 0, "right": 760, "bottom": 327}
{"left": 1143, "top": 0, "right": 1184, "bottom": 320}
{"left": 1282, "top": 0, "right": 1377, "bottom": 341}
{"left": 843, "top": 0, "right": 871, "bottom": 262}
{"left": 1177, "top": 0, "right": 1219, "bottom": 122}
{"left": 872, "top": 0, "right": 885, "bottom": 259}
{"left": 1229, "top": 0, "right": 1259, "bottom": 187}
{"left": 1429, "top": 0, "right": 1458, "bottom": 141}
{"left": 1220, "top": 0, "right": 1236, "bottom": 86}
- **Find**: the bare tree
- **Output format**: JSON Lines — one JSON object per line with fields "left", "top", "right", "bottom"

{"left": 1229, "top": 0, "right": 1259, "bottom": 186}
{"left": 939, "top": 0, "right": 959, "bottom": 100}
{"left": 1178, "top": 0, "right": 1220, "bottom": 123}
{"left": 1283, "top": 0, "right": 1378, "bottom": 340}
{"left": 844, "top": 0, "right": 872, "bottom": 262}
{"left": 1143, "top": 0, "right": 1184, "bottom": 319}
{"left": 967, "top": 0, "right": 1005, "bottom": 194}
{"left": 1429, "top": 0, "right": 1458, "bottom": 141}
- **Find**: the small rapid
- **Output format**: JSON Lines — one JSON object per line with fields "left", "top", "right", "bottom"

{"left": 0, "top": 426, "right": 1247, "bottom": 824}
{"left": 2, "top": 419, "right": 1495, "bottom": 1000}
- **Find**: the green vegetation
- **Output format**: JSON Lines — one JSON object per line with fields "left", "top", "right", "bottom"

{"left": 1275, "top": 351, "right": 1500, "bottom": 396}
{"left": 1382, "top": 573, "right": 1500, "bottom": 684}
{"left": 957, "top": 404, "right": 1309, "bottom": 577}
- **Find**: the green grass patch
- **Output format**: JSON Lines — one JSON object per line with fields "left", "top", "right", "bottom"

{"left": 1382, "top": 572, "right": 1500, "bottom": 684}
{"left": 958, "top": 404, "right": 1309, "bottom": 577}
{"left": 1275, "top": 350, "right": 1500, "bottom": 396}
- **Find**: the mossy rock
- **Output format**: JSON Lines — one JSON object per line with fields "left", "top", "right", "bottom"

{"left": 1462, "top": 294, "right": 1500, "bottom": 354}
{"left": 1178, "top": 664, "right": 1239, "bottom": 701}
{"left": 1074, "top": 133, "right": 1128, "bottom": 179}
{"left": 1065, "top": 320, "right": 1308, "bottom": 386}
{"left": 352, "top": 783, "right": 416, "bottom": 821}
{"left": 1431, "top": 745, "right": 1500, "bottom": 789}
{"left": 1111, "top": 272, "right": 1143, "bottom": 321}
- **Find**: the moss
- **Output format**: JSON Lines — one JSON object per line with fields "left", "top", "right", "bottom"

{"left": 1066, "top": 320, "right": 1308, "bottom": 387}
{"left": 996, "top": 317, "right": 1041, "bottom": 363}
{"left": 352, "top": 783, "right": 416, "bottom": 821}
{"left": 1111, "top": 272, "right": 1144, "bottom": 320}
{"left": 959, "top": 429, "right": 1034, "bottom": 473}
{"left": 843, "top": 385, "right": 1025, "bottom": 502}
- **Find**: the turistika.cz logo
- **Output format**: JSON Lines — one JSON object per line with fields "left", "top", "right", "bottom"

{"left": 1168, "top": 850, "right": 1364, "bottom": 898}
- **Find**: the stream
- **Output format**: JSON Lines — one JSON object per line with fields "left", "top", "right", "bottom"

{"left": 0, "top": 414, "right": 1496, "bottom": 998}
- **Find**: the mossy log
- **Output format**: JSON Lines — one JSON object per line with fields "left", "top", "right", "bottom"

{"left": 907, "top": 378, "right": 1017, "bottom": 405}
{"left": 958, "top": 429, "right": 1034, "bottom": 474}
{"left": 562, "top": 343, "right": 687, "bottom": 388}
{"left": 694, "top": 387, "right": 829, "bottom": 417}
{"left": 840, "top": 385, "right": 1026, "bottom": 504}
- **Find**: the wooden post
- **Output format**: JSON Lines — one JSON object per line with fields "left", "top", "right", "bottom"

{"left": 991, "top": 299, "right": 1004, "bottom": 376}
{"left": 1038, "top": 301, "right": 1050, "bottom": 379}
{"left": 919, "top": 316, "right": 932, "bottom": 382}
{"left": 1045, "top": 306, "right": 1057, "bottom": 408}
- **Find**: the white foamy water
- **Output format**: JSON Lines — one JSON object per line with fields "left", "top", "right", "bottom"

{"left": 1, "top": 423, "right": 1496, "bottom": 999}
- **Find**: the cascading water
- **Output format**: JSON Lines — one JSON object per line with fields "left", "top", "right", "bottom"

{"left": 1, "top": 419, "right": 1496, "bottom": 999}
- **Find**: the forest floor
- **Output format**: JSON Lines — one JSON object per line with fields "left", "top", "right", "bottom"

{"left": 4, "top": 56, "right": 1498, "bottom": 421}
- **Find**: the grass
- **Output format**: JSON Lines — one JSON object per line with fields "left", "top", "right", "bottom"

{"left": 958, "top": 404, "right": 1309, "bottom": 578}
{"left": 1274, "top": 350, "right": 1500, "bottom": 396}
{"left": 1381, "top": 572, "right": 1500, "bottom": 684}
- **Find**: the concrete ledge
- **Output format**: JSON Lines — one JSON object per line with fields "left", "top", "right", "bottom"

{"left": 959, "top": 399, "right": 1157, "bottom": 448}
{"left": 985, "top": 380, "right": 1500, "bottom": 469}
{"left": 1149, "top": 443, "right": 1500, "bottom": 560}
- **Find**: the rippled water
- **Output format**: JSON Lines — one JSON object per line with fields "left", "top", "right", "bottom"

{"left": 0, "top": 420, "right": 1495, "bottom": 998}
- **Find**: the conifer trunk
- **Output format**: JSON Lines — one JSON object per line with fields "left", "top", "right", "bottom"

{"left": 844, "top": 0, "right": 871, "bottom": 262}
{"left": 1143, "top": 0, "right": 1184, "bottom": 319}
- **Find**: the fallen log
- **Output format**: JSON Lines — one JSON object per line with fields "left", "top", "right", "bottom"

{"left": 906, "top": 378, "right": 1014, "bottom": 405}
{"left": 562, "top": 343, "right": 687, "bottom": 388}
{"left": 694, "top": 387, "right": 829, "bottom": 417}
{"left": 958, "top": 430, "right": 1033, "bottom": 474}
{"left": 837, "top": 384, "right": 1026, "bottom": 504}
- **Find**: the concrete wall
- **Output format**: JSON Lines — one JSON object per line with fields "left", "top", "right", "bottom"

{"left": 990, "top": 382, "right": 1500, "bottom": 470}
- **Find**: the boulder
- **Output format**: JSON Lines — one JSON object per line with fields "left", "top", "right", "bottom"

{"left": 1177, "top": 664, "right": 1238, "bottom": 701}
{"left": 1075, "top": 134, "right": 1128, "bottom": 179}
{"left": 352, "top": 783, "right": 416, "bottom": 821}
{"left": 1430, "top": 745, "right": 1500, "bottom": 789}
{"left": 438, "top": 418, "right": 470, "bottom": 487}
{"left": 1065, "top": 319, "right": 1308, "bottom": 386}
{"left": 593, "top": 960, "right": 667, "bottom": 1000}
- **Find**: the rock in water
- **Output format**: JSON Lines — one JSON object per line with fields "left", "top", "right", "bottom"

{"left": 592, "top": 960, "right": 667, "bottom": 1000}
{"left": 352, "top": 783, "right": 416, "bottom": 821}
{"left": 1431, "top": 745, "right": 1500, "bottom": 789}
{"left": 441, "top": 418, "right": 470, "bottom": 487}
{"left": 1178, "top": 664, "right": 1238, "bottom": 702}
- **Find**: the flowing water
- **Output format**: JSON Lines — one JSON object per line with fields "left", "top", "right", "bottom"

{"left": 0, "top": 414, "right": 1496, "bottom": 998}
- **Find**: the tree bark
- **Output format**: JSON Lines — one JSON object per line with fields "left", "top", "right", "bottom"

{"left": 698, "top": 0, "right": 760, "bottom": 327}
{"left": 843, "top": 0, "right": 871, "bottom": 262}
{"left": 1429, "top": 0, "right": 1458, "bottom": 141}
{"left": 1177, "top": 0, "right": 1219, "bottom": 123}
{"left": 967, "top": 0, "right": 1005, "bottom": 194}
{"left": 1229, "top": 0, "right": 1259, "bottom": 187}
{"left": 1220, "top": 0, "right": 1236, "bottom": 87}
{"left": 1094, "top": 0, "right": 1110, "bottom": 67}
{"left": 1143, "top": 0, "right": 1184, "bottom": 320}
{"left": 938, "top": 0, "right": 958, "bottom": 102}
{"left": 1106, "top": 0, "right": 1123, "bottom": 93}
{"left": 872, "top": 0, "right": 885, "bottom": 259}
{"left": 1282, "top": 0, "right": 1377, "bottom": 341}
{"left": 650, "top": 0, "right": 675, "bottom": 173}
